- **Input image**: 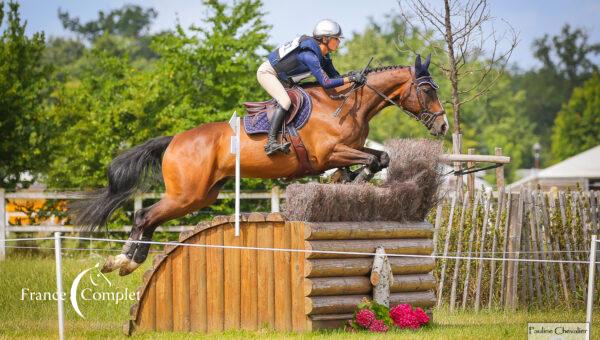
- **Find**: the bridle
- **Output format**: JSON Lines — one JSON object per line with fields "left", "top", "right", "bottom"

{"left": 363, "top": 69, "right": 445, "bottom": 130}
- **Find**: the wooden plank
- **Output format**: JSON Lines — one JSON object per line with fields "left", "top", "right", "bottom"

{"left": 467, "top": 148, "right": 475, "bottom": 197}
{"left": 505, "top": 192, "right": 523, "bottom": 310}
{"left": 527, "top": 191, "right": 543, "bottom": 306}
{"left": 436, "top": 195, "right": 457, "bottom": 307}
{"left": 440, "top": 153, "right": 511, "bottom": 164}
{"left": 538, "top": 192, "right": 559, "bottom": 304}
{"left": 499, "top": 191, "right": 511, "bottom": 307}
{"left": 223, "top": 224, "right": 241, "bottom": 330}
{"left": 137, "top": 276, "right": 156, "bottom": 330}
{"left": 449, "top": 190, "right": 470, "bottom": 311}
{"left": 257, "top": 221, "right": 275, "bottom": 327}
{"left": 290, "top": 221, "right": 307, "bottom": 331}
{"left": 475, "top": 191, "right": 492, "bottom": 311}
{"left": 559, "top": 192, "right": 581, "bottom": 288}
{"left": 205, "top": 227, "right": 224, "bottom": 331}
{"left": 189, "top": 234, "right": 207, "bottom": 332}
{"left": 155, "top": 257, "right": 173, "bottom": 331}
{"left": 488, "top": 188, "right": 505, "bottom": 309}
{"left": 495, "top": 148, "right": 505, "bottom": 191}
{"left": 274, "top": 219, "right": 292, "bottom": 331}
{"left": 240, "top": 218, "right": 258, "bottom": 329}
{"left": 433, "top": 203, "right": 444, "bottom": 255}
{"left": 462, "top": 190, "right": 482, "bottom": 309}
{"left": 172, "top": 246, "right": 190, "bottom": 331}
{"left": 544, "top": 192, "right": 571, "bottom": 307}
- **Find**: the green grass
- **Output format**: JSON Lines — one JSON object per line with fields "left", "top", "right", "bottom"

{"left": 1, "top": 254, "right": 598, "bottom": 339}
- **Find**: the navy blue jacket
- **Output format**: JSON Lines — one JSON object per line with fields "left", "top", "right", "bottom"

{"left": 268, "top": 36, "right": 344, "bottom": 88}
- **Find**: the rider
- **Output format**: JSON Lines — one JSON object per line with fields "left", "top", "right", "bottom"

{"left": 257, "top": 19, "right": 366, "bottom": 155}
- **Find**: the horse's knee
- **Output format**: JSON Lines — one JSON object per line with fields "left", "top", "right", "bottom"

{"left": 379, "top": 152, "right": 390, "bottom": 169}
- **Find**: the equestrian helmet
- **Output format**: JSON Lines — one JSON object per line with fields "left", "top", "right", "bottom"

{"left": 313, "top": 19, "right": 343, "bottom": 38}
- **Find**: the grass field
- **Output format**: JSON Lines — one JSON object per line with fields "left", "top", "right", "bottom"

{"left": 1, "top": 253, "right": 598, "bottom": 339}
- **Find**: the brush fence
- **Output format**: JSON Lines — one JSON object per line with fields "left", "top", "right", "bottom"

{"left": 125, "top": 213, "right": 436, "bottom": 334}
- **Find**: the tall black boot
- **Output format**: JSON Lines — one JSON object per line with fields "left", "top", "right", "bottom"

{"left": 264, "top": 106, "right": 291, "bottom": 155}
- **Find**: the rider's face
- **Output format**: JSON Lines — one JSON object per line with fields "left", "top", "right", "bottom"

{"left": 327, "top": 37, "right": 340, "bottom": 52}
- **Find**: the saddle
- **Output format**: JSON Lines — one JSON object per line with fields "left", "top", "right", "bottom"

{"left": 243, "top": 87, "right": 305, "bottom": 126}
{"left": 242, "top": 87, "right": 319, "bottom": 179}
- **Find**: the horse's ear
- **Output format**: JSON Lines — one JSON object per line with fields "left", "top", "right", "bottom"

{"left": 415, "top": 54, "right": 422, "bottom": 72}
{"left": 424, "top": 53, "right": 431, "bottom": 70}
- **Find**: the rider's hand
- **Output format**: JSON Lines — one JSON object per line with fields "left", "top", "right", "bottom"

{"left": 348, "top": 71, "right": 366, "bottom": 85}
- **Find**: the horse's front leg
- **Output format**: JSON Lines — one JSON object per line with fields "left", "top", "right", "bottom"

{"left": 327, "top": 144, "right": 381, "bottom": 183}
{"left": 361, "top": 147, "right": 390, "bottom": 170}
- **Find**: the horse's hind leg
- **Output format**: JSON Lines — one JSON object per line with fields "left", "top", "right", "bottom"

{"left": 116, "top": 179, "right": 226, "bottom": 276}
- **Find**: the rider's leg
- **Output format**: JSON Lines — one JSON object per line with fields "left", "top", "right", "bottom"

{"left": 257, "top": 61, "right": 291, "bottom": 154}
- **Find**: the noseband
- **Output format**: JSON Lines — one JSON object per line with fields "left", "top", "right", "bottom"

{"left": 364, "top": 71, "right": 444, "bottom": 130}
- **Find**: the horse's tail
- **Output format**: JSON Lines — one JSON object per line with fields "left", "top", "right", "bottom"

{"left": 72, "top": 136, "right": 173, "bottom": 231}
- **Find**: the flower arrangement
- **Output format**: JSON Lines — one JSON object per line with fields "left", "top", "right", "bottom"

{"left": 349, "top": 298, "right": 430, "bottom": 333}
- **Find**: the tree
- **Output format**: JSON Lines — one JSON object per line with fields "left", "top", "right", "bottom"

{"left": 551, "top": 74, "right": 600, "bottom": 162}
{"left": 45, "top": 0, "right": 271, "bottom": 188}
{"left": 398, "top": 0, "right": 517, "bottom": 135}
{"left": 515, "top": 24, "right": 600, "bottom": 163}
{"left": 0, "top": 1, "right": 52, "bottom": 189}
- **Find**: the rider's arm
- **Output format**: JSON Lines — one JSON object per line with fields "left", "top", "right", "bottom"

{"left": 298, "top": 50, "right": 348, "bottom": 88}
{"left": 322, "top": 55, "right": 341, "bottom": 78}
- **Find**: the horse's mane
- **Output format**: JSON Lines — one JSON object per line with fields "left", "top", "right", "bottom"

{"left": 298, "top": 64, "right": 408, "bottom": 88}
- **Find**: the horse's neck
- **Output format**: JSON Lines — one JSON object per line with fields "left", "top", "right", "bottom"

{"left": 360, "top": 68, "right": 412, "bottom": 123}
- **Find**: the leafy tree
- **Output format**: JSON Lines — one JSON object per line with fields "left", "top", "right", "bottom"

{"left": 0, "top": 1, "right": 52, "bottom": 189}
{"left": 551, "top": 74, "right": 600, "bottom": 161}
{"left": 515, "top": 24, "right": 600, "bottom": 164}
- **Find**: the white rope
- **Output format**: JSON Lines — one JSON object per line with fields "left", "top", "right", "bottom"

{"left": 58, "top": 235, "right": 596, "bottom": 265}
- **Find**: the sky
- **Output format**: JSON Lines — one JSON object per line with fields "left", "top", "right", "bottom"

{"left": 13, "top": 0, "right": 600, "bottom": 69}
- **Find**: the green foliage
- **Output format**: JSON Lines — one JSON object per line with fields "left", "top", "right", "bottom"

{"left": 551, "top": 74, "right": 600, "bottom": 161}
{"left": 516, "top": 24, "right": 600, "bottom": 164}
{"left": 0, "top": 1, "right": 52, "bottom": 189}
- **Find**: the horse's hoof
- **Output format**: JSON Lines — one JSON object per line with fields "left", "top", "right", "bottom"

{"left": 101, "top": 254, "right": 129, "bottom": 273}
{"left": 119, "top": 260, "right": 141, "bottom": 276}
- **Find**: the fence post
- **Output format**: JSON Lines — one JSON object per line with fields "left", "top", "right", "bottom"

{"left": 586, "top": 234, "right": 597, "bottom": 340}
{"left": 453, "top": 133, "right": 463, "bottom": 199}
{"left": 0, "top": 188, "right": 5, "bottom": 261}
{"left": 505, "top": 192, "right": 522, "bottom": 309}
{"left": 271, "top": 186, "right": 280, "bottom": 213}
{"left": 467, "top": 148, "right": 475, "bottom": 198}
{"left": 495, "top": 148, "right": 505, "bottom": 191}
{"left": 54, "top": 232, "right": 65, "bottom": 340}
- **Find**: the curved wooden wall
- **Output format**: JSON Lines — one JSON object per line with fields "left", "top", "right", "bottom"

{"left": 125, "top": 213, "right": 436, "bottom": 334}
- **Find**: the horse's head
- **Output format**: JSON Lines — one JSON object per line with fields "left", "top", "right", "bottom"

{"left": 399, "top": 54, "right": 448, "bottom": 136}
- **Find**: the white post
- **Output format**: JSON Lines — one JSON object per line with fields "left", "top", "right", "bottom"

{"left": 229, "top": 111, "right": 241, "bottom": 236}
{"left": 586, "top": 235, "right": 597, "bottom": 340}
{"left": 54, "top": 232, "right": 65, "bottom": 340}
{"left": 0, "top": 188, "right": 6, "bottom": 261}
{"left": 271, "top": 186, "right": 280, "bottom": 213}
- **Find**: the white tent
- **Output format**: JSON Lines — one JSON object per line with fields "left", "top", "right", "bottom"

{"left": 509, "top": 145, "right": 600, "bottom": 191}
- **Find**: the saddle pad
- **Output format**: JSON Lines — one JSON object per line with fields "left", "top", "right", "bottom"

{"left": 243, "top": 87, "right": 312, "bottom": 135}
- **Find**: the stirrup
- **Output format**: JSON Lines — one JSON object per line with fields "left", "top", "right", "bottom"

{"left": 265, "top": 140, "right": 291, "bottom": 155}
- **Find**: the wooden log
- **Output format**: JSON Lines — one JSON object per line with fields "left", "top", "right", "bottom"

{"left": 462, "top": 190, "right": 482, "bottom": 309}
{"left": 371, "top": 247, "right": 392, "bottom": 306}
{"left": 303, "top": 221, "right": 433, "bottom": 240}
{"left": 437, "top": 195, "right": 457, "bottom": 307}
{"left": 305, "top": 239, "right": 433, "bottom": 259}
{"left": 304, "top": 274, "right": 436, "bottom": 297}
{"left": 433, "top": 203, "right": 444, "bottom": 254}
{"left": 305, "top": 291, "right": 436, "bottom": 315}
{"left": 449, "top": 190, "right": 470, "bottom": 311}
{"left": 475, "top": 191, "right": 492, "bottom": 311}
{"left": 488, "top": 188, "right": 505, "bottom": 309}
{"left": 308, "top": 314, "right": 354, "bottom": 330}
{"left": 305, "top": 257, "right": 435, "bottom": 278}
{"left": 505, "top": 192, "right": 523, "bottom": 310}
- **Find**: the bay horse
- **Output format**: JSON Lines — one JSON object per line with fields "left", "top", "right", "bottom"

{"left": 74, "top": 54, "right": 448, "bottom": 276}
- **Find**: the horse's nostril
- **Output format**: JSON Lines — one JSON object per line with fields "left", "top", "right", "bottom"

{"left": 441, "top": 123, "right": 447, "bottom": 132}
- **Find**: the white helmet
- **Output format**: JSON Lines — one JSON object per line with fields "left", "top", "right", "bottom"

{"left": 313, "top": 19, "right": 343, "bottom": 38}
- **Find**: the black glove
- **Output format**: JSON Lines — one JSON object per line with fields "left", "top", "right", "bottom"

{"left": 348, "top": 71, "right": 366, "bottom": 85}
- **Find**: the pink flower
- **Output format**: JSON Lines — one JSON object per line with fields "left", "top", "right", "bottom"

{"left": 390, "top": 304, "right": 421, "bottom": 329}
{"left": 413, "top": 307, "right": 430, "bottom": 325}
{"left": 368, "top": 319, "right": 389, "bottom": 332}
{"left": 355, "top": 309, "right": 376, "bottom": 328}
